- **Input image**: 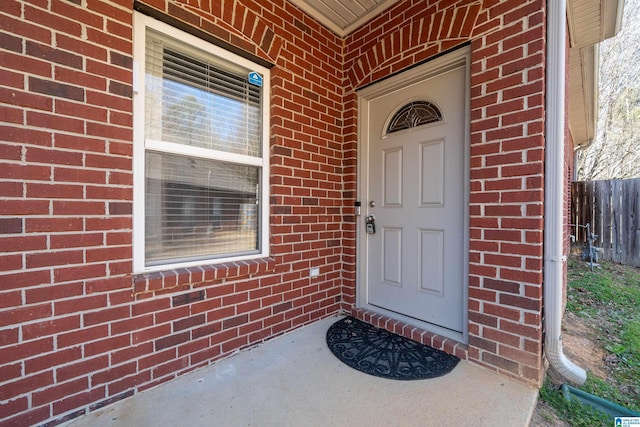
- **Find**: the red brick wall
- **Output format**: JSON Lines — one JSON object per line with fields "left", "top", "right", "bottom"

{"left": 343, "top": 0, "right": 547, "bottom": 385}
{"left": 1, "top": 0, "right": 550, "bottom": 424}
{"left": 466, "top": 3, "right": 545, "bottom": 387}
{"left": 0, "top": 0, "right": 345, "bottom": 424}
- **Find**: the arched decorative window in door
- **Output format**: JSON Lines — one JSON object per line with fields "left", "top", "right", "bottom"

{"left": 386, "top": 100, "right": 442, "bottom": 134}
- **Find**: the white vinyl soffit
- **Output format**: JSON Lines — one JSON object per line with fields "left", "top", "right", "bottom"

{"left": 288, "top": 0, "right": 399, "bottom": 36}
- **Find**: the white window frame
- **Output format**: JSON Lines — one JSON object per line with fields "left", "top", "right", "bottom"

{"left": 132, "top": 12, "right": 270, "bottom": 273}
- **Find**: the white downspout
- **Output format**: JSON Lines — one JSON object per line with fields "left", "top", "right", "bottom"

{"left": 544, "top": 0, "right": 587, "bottom": 385}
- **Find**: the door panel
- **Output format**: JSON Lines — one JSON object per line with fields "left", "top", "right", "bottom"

{"left": 419, "top": 140, "right": 444, "bottom": 206}
{"left": 382, "top": 227, "right": 402, "bottom": 285}
{"left": 365, "top": 64, "right": 466, "bottom": 333}
{"left": 383, "top": 148, "right": 403, "bottom": 207}
{"left": 418, "top": 229, "right": 444, "bottom": 295}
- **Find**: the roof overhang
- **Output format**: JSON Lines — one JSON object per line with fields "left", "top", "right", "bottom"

{"left": 567, "top": 0, "right": 625, "bottom": 147}
{"left": 289, "top": 0, "right": 624, "bottom": 148}
{"left": 287, "top": 0, "right": 398, "bottom": 37}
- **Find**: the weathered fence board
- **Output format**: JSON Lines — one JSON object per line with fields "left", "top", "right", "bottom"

{"left": 599, "top": 181, "right": 609, "bottom": 260}
{"left": 612, "top": 180, "right": 621, "bottom": 262}
{"left": 571, "top": 178, "right": 640, "bottom": 267}
{"left": 627, "top": 179, "right": 640, "bottom": 266}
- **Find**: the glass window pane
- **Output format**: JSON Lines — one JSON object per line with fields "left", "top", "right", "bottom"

{"left": 145, "top": 31, "right": 262, "bottom": 157}
{"left": 387, "top": 101, "right": 442, "bottom": 134}
{"left": 145, "top": 151, "right": 260, "bottom": 266}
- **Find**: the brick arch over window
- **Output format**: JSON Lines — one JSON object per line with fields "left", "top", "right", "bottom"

{"left": 162, "top": 0, "right": 283, "bottom": 64}
{"left": 345, "top": 1, "right": 483, "bottom": 91}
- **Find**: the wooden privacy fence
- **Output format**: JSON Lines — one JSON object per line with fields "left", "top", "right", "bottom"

{"left": 571, "top": 178, "right": 640, "bottom": 267}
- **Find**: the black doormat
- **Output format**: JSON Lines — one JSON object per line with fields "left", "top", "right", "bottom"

{"left": 326, "top": 316, "right": 459, "bottom": 380}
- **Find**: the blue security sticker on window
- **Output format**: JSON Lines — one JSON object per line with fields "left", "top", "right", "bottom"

{"left": 248, "top": 71, "right": 263, "bottom": 87}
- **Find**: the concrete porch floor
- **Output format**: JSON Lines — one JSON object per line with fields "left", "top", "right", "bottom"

{"left": 64, "top": 315, "right": 537, "bottom": 427}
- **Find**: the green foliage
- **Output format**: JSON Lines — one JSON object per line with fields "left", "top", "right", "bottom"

{"left": 566, "top": 260, "right": 640, "bottom": 312}
{"left": 540, "top": 258, "right": 640, "bottom": 424}
{"left": 539, "top": 378, "right": 612, "bottom": 427}
{"left": 622, "top": 320, "right": 640, "bottom": 354}
{"left": 581, "top": 374, "right": 640, "bottom": 413}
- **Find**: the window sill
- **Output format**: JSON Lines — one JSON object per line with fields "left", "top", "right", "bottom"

{"left": 132, "top": 257, "right": 276, "bottom": 298}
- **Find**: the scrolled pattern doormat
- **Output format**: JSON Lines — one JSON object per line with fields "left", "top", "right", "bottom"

{"left": 326, "top": 316, "right": 459, "bottom": 380}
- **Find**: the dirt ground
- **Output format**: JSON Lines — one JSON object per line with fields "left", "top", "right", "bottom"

{"left": 528, "top": 311, "right": 609, "bottom": 426}
{"left": 530, "top": 400, "right": 570, "bottom": 426}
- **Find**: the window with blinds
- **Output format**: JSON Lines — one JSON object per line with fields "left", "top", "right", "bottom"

{"left": 134, "top": 15, "right": 270, "bottom": 271}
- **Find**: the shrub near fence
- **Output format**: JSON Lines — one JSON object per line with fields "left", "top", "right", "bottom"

{"left": 571, "top": 178, "right": 640, "bottom": 267}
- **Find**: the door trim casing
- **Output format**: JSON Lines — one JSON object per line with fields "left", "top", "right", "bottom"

{"left": 355, "top": 46, "right": 471, "bottom": 344}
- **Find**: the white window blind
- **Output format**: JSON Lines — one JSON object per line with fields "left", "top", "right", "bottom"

{"left": 145, "top": 32, "right": 262, "bottom": 156}
{"left": 138, "top": 23, "right": 268, "bottom": 269}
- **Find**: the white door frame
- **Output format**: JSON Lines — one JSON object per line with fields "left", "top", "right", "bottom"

{"left": 356, "top": 46, "right": 471, "bottom": 343}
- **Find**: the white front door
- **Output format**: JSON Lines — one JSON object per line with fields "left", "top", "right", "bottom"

{"left": 358, "top": 50, "right": 469, "bottom": 339}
